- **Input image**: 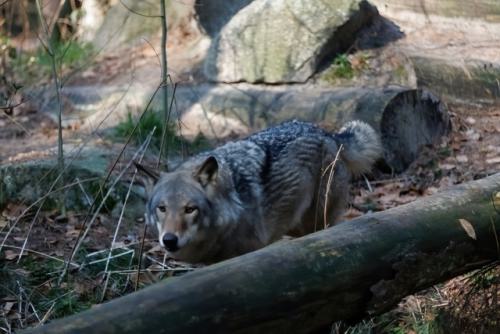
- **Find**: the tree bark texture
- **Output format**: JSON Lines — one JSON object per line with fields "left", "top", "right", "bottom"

{"left": 411, "top": 55, "right": 500, "bottom": 103}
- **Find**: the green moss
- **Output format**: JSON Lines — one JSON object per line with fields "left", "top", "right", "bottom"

{"left": 437, "top": 147, "right": 452, "bottom": 158}
{"left": 0, "top": 151, "right": 113, "bottom": 211}
{"left": 320, "top": 53, "right": 358, "bottom": 84}
{"left": 331, "top": 54, "right": 355, "bottom": 79}
{"left": 394, "top": 65, "right": 407, "bottom": 80}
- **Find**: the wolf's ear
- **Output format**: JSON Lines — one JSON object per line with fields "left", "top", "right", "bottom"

{"left": 134, "top": 161, "right": 161, "bottom": 196}
{"left": 196, "top": 156, "right": 218, "bottom": 187}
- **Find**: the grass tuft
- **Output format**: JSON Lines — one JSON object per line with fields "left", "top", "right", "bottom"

{"left": 113, "top": 109, "right": 211, "bottom": 155}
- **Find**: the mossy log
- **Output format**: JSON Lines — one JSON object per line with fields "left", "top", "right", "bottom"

{"left": 371, "top": 0, "right": 500, "bottom": 21}
{"left": 51, "top": 84, "right": 450, "bottom": 172}
{"left": 411, "top": 55, "right": 500, "bottom": 103}
{"left": 23, "top": 173, "right": 500, "bottom": 334}
{"left": 177, "top": 84, "right": 451, "bottom": 172}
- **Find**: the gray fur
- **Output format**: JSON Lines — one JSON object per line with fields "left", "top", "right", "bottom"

{"left": 143, "top": 120, "right": 382, "bottom": 263}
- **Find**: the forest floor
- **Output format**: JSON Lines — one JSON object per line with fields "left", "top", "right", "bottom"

{"left": 1, "top": 94, "right": 500, "bottom": 333}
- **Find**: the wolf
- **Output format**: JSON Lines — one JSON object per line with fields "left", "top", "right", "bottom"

{"left": 137, "top": 120, "right": 382, "bottom": 263}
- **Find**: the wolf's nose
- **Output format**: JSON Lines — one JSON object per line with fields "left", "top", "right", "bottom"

{"left": 162, "top": 233, "right": 179, "bottom": 252}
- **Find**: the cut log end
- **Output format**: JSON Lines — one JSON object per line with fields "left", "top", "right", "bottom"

{"left": 380, "top": 89, "right": 451, "bottom": 172}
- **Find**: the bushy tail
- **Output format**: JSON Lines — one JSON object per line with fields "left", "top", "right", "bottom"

{"left": 337, "top": 120, "right": 383, "bottom": 176}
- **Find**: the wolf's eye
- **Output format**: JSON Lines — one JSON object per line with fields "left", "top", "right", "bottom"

{"left": 157, "top": 205, "right": 167, "bottom": 213}
{"left": 184, "top": 206, "right": 197, "bottom": 214}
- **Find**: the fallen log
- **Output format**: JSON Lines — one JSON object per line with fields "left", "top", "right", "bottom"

{"left": 369, "top": 0, "right": 500, "bottom": 103}
{"left": 371, "top": 0, "right": 500, "bottom": 22}
{"left": 24, "top": 173, "right": 500, "bottom": 334}
{"left": 411, "top": 55, "right": 500, "bottom": 103}
{"left": 177, "top": 84, "right": 451, "bottom": 172}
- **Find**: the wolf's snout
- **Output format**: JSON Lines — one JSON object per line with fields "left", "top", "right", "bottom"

{"left": 162, "top": 233, "right": 179, "bottom": 252}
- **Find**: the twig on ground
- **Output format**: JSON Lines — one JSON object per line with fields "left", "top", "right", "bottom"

{"left": 135, "top": 223, "right": 148, "bottom": 291}
{"left": 321, "top": 144, "right": 344, "bottom": 229}
{"left": 16, "top": 204, "right": 44, "bottom": 264}
{"left": 38, "top": 302, "right": 55, "bottom": 326}
{"left": 59, "top": 82, "right": 163, "bottom": 284}
{"left": 0, "top": 177, "right": 99, "bottom": 254}
{"left": 75, "top": 177, "right": 93, "bottom": 207}
{"left": 1, "top": 109, "right": 32, "bottom": 135}
{"left": 85, "top": 249, "right": 134, "bottom": 266}
{"left": 363, "top": 174, "right": 373, "bottom": 193}
{"left": 65, "top": 129, "right": 156, "bottom": 282}
{"left": 101, "top": 137, "right": 150, "bottom": 300}
{"left": 2, "top": 245, "right": 80, "bottom": 268}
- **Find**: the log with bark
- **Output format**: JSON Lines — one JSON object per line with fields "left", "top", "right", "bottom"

{"left": 369, "top": 0, "right": 500, "bottom": 103}
{"left": 23, "top": 173, "right": 500, "bottom": 334}
{"left": 371, "top": 0, "right": 500, "bottom": 22}
{"left": 410, "top": 56, "right": 500, "bottom": 103}
{"left": 176, "top": 84, "right": 451, "bottom": 172}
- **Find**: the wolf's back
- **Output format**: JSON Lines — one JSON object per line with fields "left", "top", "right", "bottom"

{"left": 336, "top": 121, "right": 383, "bottom": 176}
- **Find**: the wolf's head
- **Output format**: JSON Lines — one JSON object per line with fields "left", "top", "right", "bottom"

{"left": 137, "top": 156, "right": 232, "bottom": 263}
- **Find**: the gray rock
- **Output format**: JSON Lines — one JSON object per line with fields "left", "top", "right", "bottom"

{"left": 92, "top": 0, "right": 190, "bottom": 50}
{"left": 204, "top": 0, "right": 378, "bottom": 83}
{"left": 0, "top": 147, "right": 140, "bottom": 213}
{"left": 195, "top": 0, "right": 255, "bottom": 37}
{"left": 93, "top": 0, "right": 161, "bottom": 50}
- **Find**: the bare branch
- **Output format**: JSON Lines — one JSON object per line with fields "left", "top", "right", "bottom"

{"left": 34, "top": 0, "right": 66, "bottom": 214}
{"left": 0, "top": 0, "right": 11, "bottom": 8}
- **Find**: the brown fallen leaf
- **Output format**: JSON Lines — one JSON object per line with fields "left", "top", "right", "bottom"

{"left": 486, "top": 157, "right": 500, "bottom": 165}
{"left": 342, "top": 208, "right": 364, "bottom": 220}
{"left": 458, "top": 218, "right": 477, "bottom": 240}
{"left": 3, "top": 301, "right": 15, "bottom": 313}
{"left": 494, "top": 192, "right": 500, "bottom": 208}
{"left": 4, "top": 250, "right": 19, "bottom": 260}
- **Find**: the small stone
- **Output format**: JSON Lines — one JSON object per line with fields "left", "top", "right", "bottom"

{"left": 439, "top": 163, "right": 456, "bottom": 170}
{"left": 465, "top": 129, "right": 480, "bottom": 141}
{"left": 486, "top": 157, "right": 500, "bottom": 164}
{"left": 465, "top": 117, "right": 476, "bottom": 125}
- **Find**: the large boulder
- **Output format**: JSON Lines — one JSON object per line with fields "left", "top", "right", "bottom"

{"left": 194, "top": 0, "right": 255, "bottom": 37}
{"left": 0, "top": 146, "right": 132, "bottom": 212}
{"left": 92, "top": 0, "right": 191, "bottom": 50}
{"left": 204, "top": 0, "right": 379, "bottom": 83}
